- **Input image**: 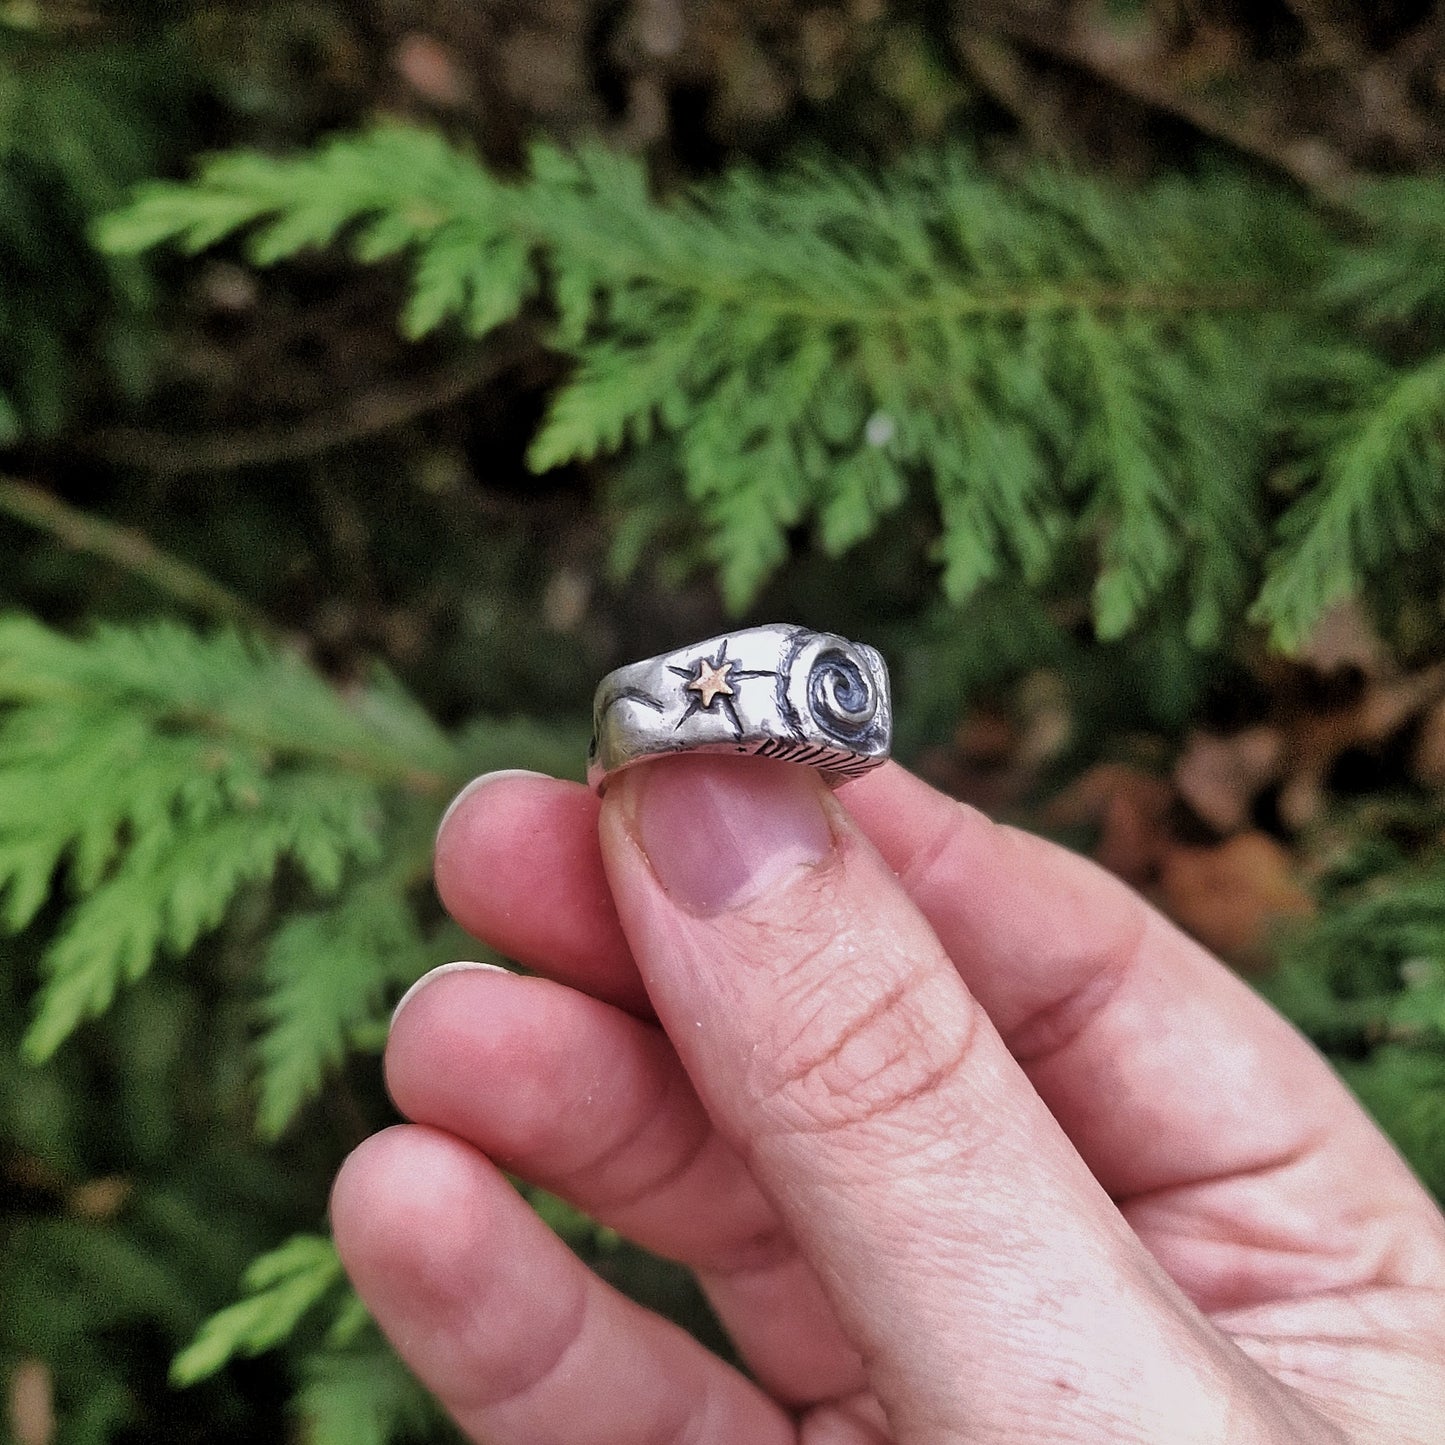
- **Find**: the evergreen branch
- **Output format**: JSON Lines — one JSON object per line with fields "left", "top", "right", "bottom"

{"left": 22, "top": 772, "right": 383, "bottom": 1063}
{"left": 0, "top": 617, "right": 468, "bottom": 1061}
{"left": 1260, "top": 842, "right": 1445, "bottom": 1044}
{"left": 1323, "top": 180, "right": 1445, "bottom": 324}
{"left": 1259, "top": 842, "right": 1445, "bottom": 1196}
{"left": 253, "top": 880, "right": 450, "bottom": 1140}
{"left": 0, "top": 478, "right": 269, "bottom": 629}
{"left": 0, "top": 617, "right": 459, "bottom": 794}
{"left": 1253, "top": 351, "right": 1445, "bottom": 649}
{"left": 170, "top": 1235, "right": 344, "bottom": 1386}
{"left": 0, "top": 615, "right": 581, "bottom": 1078}
{"left": 1070, "top": 312, "right": 1182, "bottom": 639}
{"left": 295, "top": 1339, "right": 436, "bottom": 1445}
{"left": 99, "top": 123, "right": 1323, "bottom": 631}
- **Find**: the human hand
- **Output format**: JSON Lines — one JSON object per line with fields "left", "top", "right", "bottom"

{"left": 331, "top": 755, "right": 1445, "bottom": 1443}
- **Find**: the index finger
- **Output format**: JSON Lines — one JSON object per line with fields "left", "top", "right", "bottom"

{"left": 842, "top": 765, "right": 1445, "bottom": 1307}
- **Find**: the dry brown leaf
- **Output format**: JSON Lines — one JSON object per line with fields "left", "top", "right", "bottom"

{"left": 68, "top": 1175, "right": 133, "bottom": 1222}
{"left": 1044, "top": 763, "right": 1174, "bottom": 886}
{"left": 1013, "top": 669, "right": 1073, "bottom": 769}
{"left": 1156, "top": 832, "right": 1314, "bottom": 968}
{"left": 393, "top": 34, "right": 472, "bottom": 106}
{"left": 1357, "top": 662, "right": 1445, "bottom": 740}
{"left": 1295, "top": 601, "right": 1389, "bottom": 675}
{"left": 952, "top": 709, "right": 1016, "bottom": 765}
{"left": 1174, "top": 725, "right": 1284, "bottom": 833}
{"left": 1277, "top": 662, "right": 1445, "bottom": 828}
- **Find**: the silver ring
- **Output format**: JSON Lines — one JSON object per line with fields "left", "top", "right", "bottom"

{"left": 588, "top": 623, "right": 892, "bottom": 794}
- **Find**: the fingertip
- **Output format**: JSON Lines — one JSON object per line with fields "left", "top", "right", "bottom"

{"left": 432, "top": 770, "right": 648, "bottom": 1013}
{"left": 331, "top": 1125, "right": 504, "bottom": 1317}
{"left": 435, "top": 769, "right": 554, "bottom": 848}
{"left": 383, "top": 969, "right": 614, "bottom": 1157}
{"left": 334, "top": 1125, "right": 797, "bottom": 1445}
{"left": 433, "top": 770, "right": 590, "bottom": 913}
{"left": 390, "top": 958, "right": 513, "bottom": 1031}
{"left": 383, "top": 969, "right": 502, "bottom": 1123}
{"left": 332, "top": 1123, "right": 473, "bottom": 1248}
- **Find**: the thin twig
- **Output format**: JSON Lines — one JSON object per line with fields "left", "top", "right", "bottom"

{"left": 954, "top": 29, "right": 1072, "bottom": 163}
{"left": 0, "top": 477, "right": 271, "bottom": 631}
{"left": 980, "top": 11, "right": 1358, "bottom": 206}
{"left": 82, "top": 339, "right": 532, "bottom": 477}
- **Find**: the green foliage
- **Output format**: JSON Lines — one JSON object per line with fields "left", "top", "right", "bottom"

{"left": 1324, "top": 180, "right": 1445, "bottom": 325}
{"left": 1253, "top": 349, "right": 1445, "bottom": 649}
{"left": 100, "top": 124, "right": 1353, "bottom": 643}
{"left": 0, "top": 615, "right": 572, "bottom": 1127}
{"left": 170, "top": 1237, "right": 443, "bottom": 1440}
{"left": 294, "top": 1339, "right": 439, "bottom": 1445}
{"left": 0, "top": 618, "right": 433, "bottom": 1065}
{"left": 170, "top": 1234, "right": 345, "bottom": 1385}
{"left": 0, "top": 24, "right": 181, "bottom": 438}
{"left": 168, "top": 1230, "right": 451, "bottom": 1445}
{"left": 1262, "top": 849, "right": 1445, "bottom": 1050}
{"left": 0, "top": 608, "right": 594, "bottom": 1440}
{"left": 255, "top": 887, "right": 424, "bottom": 1141}
{"left": 1344, "top": 1047, "right": 1445, "bottom": 1201}
{"left": 1260, "top": 820, "right": 1445, "bottom": 1195}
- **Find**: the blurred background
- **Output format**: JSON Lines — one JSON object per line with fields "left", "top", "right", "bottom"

{"left": 6, "top": 1, "right": 1445, "bottom": 1441}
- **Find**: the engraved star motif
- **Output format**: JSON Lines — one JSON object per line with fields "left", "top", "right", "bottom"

{"left": 667, "top": 639, "right": 777, "bottom": 737}
{"left": 686, "top": 658, "right": 735, "bottom": 709}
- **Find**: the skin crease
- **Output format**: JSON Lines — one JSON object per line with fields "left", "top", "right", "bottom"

{"left": 330, "top": 758, "right": 1445, "bottom": 1444}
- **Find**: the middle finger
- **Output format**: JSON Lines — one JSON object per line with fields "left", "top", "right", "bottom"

{"left": 387, "top": 964, "right": 865, "bottom": 1403}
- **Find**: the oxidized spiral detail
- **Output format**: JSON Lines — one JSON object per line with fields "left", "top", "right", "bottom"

{"left": 588, "top": 623, "right": 891, "bottom": 792}
{"left": 808, "top": 649, "right": 876, "bottom": 741}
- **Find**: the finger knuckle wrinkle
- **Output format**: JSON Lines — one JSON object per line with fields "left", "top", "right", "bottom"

{"left": 897, "top": 798, "right": 1003, "bottom": 900}
{"left": 462, "top": 1274, "right": 591, "bottom": 1413}
{"left": 581, "top": 1111, "right": 714, "bottom": 1214}
{"left": 759, "top": 967, "right": 977, "bottom": 1135}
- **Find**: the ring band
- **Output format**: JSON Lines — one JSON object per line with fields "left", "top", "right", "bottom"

{"left": 588, "top": 623, "right": 892, "bottom": 794}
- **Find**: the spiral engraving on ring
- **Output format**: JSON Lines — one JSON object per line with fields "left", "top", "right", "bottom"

{"left": 588, "top": 624, "right": 891, "bottom": 792}
{"left": 807, "top": 648, "right": 876, "bottom": 742}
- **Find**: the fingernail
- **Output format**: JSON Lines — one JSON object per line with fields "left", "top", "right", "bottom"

{"left": 625, "top": 755, "right": 834, "bottom": 915}
{"left": 390, "top": 960, "right": 513, "bottom": 1030}
{"left": 436, "top": 769, "right": 552, "bottom": 844}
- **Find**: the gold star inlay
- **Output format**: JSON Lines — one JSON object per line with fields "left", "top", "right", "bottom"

{"left": 686, "top": 658, "right": 736, "bottom": 709}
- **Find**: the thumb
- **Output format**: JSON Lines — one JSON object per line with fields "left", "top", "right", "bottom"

{"left": 598, "top": 755, "right": 1300, "bottom": 1443}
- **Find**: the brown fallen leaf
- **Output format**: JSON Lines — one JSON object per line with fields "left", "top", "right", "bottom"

{"left": 393, "top": 33, "right": 472, "bottom": 106}
{"left": 952, "top": 708, "right": 1016, "bottom": 766}
{"left": 1156, "top": 832, "right": 1314, "bottom": 969}
{"left": 68, "top": 1175, "right": 133, "bottom": 1221}
{"left": 1295, "top": 601, "right": 1388, "bottom": 675}
{"left": 1277, "top": 662, "right": 1445, "bottom": 829}
{"left": 1174, "top": 725, "right": 1284, "bottom": 834}
{"left": 1044, "top": 762, "right": 1174, "bottom": 887}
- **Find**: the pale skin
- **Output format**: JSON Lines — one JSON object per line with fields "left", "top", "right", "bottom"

{"left": 331, "top": 755, "right": 1445, "bottom": 1443}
